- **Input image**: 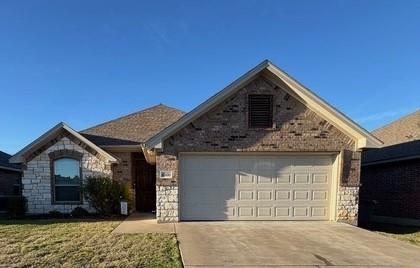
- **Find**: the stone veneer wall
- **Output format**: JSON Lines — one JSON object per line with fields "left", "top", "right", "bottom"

{"left": 22, "top": 137, "right": 112, "bottom": 214}
{"left": 337, "top": 186, "right": 359, "bottom": 225}
{"left": 156, "top": 75, "right": 361, "bottom": 224}
{"left": 156, "top": 185, "right": 178, "bottom": 222}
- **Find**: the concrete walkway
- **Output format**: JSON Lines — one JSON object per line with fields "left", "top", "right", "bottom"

{"left": 112, "top": 213, "right": 175, "bottom": 234}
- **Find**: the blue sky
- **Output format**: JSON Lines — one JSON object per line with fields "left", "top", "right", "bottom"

{"left": 0, "top": 1, "right": 419, "bottom": 154}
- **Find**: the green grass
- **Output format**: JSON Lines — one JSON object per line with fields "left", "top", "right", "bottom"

{"left": 366, "top": 223, "right": 420, "bottom": 246}
{"left": 0, "top": 219, "right": 182, "bottom": 267}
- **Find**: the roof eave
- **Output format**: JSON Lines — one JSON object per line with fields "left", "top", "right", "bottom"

{"left": 10, "top": 122, "right": 118, "bottom": 164}
{"left": 0, "top": 165, "right": 21, "bottom": 172}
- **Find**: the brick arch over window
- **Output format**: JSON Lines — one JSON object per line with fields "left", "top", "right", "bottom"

{"left": 48, "top": 149, "right": 83, "bottom": 204}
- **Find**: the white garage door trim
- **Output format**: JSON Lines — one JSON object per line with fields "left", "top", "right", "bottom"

{"left": 179, "top": 152, "right": 341, "bottom": 221}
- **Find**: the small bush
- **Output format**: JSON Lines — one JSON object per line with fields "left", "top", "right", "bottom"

{"left": 48, "top": 210, "right": 63, "bottom": 218}
{"left": 71, "top": 207, "right": 90, "bottom": 218}
{"left": 83, "top": 176, "right": 133, "bottom": 216}
{"left": 7, "top": 196, "right": 27, "bottom": 218}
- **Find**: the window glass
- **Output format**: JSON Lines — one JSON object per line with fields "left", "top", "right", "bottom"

{"left": 54, "top": 158, "right": 80, "bottom": 185}
{"left": 53, "top": 158, "right": 81, "bottom": 202}
{"left": 55, "top": 186, "right": 80, "bottom": 202}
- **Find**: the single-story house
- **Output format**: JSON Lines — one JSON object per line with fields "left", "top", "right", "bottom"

{"left": 10, "top": 60, "right": 382, "bottom": 225}
{"left": 0, "top": 150, "right": 22, "bottom": 211}
{"left": 360, "top": 110, "right": 420, "bottom": 225}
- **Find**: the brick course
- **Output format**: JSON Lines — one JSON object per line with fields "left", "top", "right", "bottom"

{"left": 157, "top": 75, "right": 361, "bottom": 224}
{"left": 360, "top": 158, "right": 420, "bottom": 220}
{"left": 0, "top": 169, "right": 21, "bottom": 196}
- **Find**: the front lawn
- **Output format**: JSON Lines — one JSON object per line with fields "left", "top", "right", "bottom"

{"left": 0, "top": 219, "right": 182, "bottom": 267}
{"left": 365, "top": 223, "right": 420, "bottom": 246}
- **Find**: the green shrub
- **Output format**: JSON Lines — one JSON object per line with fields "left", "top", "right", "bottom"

{"left": 48, "top": 210, "right": 63, "bottom": 218}
{"left": 70, "top": 207, "right": 90, "bottom": 218}
{"left": 83, "top": 176, "right": 133, "bottom": 216}
{"left": 7, "top": 196, "right": 27, "bottom": 218}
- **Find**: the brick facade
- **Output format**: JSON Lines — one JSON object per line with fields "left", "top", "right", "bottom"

{"left": 0, "top": 169, "right": 21, "bottom": 196}
{"left": 157, "top": 75, "right": 361, "bottom": 224}
{"left": 360, "top": 158, "right": 420, "bottom": 220}
{"left": 111, "top": 152, "right": 132, "bottom": 185}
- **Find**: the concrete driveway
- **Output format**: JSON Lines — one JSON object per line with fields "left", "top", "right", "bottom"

{"left": 176, "top": 221, "right": 420, "bottom": 267}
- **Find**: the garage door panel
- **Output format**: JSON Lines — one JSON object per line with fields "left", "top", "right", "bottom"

{"left": 294, "top": 173, "right": 310, "bottom": 184}
{"left": 257, "top": 190, "right": 273, "bottom": 201}
{"left": 183, "top": 170, "right": 236, "bottom": 188}
{"left": 312, "top": 190, "right": 328, "bottom": 201}
{"left": 313, "top": 174, "right": 329, "bottom": 184}
{"left": 256, "top": 175, "right": 273, "bottom": 184}
{"left": 275, "top": 190, "right": 291, "bottom": 200}
{"left": 183, "top": 156, "right": 237, "bottom": 170}
{"left": 257, "top": 207, "right": 273, "bottom": 217}
{"left": 294, "top": 190, "right": 310, "bottom": 200}
{"left": 238, "top": 172, "right": 254, "bottom": 184}
{"left": 276, "top": 173, "right": 292, "bottom": 183}
{"left": 182, "top": 204, "right": 236, "bottom": 220}
{"left": 180, "top": 154, "right": 333, "bottom": 221}
{"left": 238, "top": 207, "right": 254, "bottom": 217}
{"left": 183, "top": 188, "right": 235, "bottom": 204}
{"left": 275, "top": 207, "right": 291, "bottom": 217}
{"left": 238, "top": 157, "right": 273, "bottom": 170}
{"left": 238, "top": 190, "right": 254, "bottom": 201}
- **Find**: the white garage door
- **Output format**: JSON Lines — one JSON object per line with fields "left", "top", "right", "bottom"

{"left": 180, "top": 154, "right": 334, "bottom": 221}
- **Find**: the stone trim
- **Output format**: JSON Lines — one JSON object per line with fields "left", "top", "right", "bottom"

{"left": 337, "top": 186, "right": 359, "bottom": 225}
{"left": 156, "top": 185, "right": 178, "bottom": 222}
{"left": 49, "top": 149, "right": 84, "bottom": 205}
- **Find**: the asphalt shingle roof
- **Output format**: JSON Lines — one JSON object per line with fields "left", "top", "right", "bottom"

{"left": 80, "top": 104, "right": 186, "bottom": 146}
{"left": 0, "top": 150, "right": 21, "bottom": 170}
{"left": 372, "top": 110, "right": 420, "bottom": 146}
{"left": 362, "top": 109, "right": 420, "bottom": 165}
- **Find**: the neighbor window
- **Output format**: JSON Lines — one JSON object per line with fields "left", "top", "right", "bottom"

{"left": 248, "top": 94, "right": 273, "bottom": 128}
{"left": 52, "top": 158, "right": 81, "bottom": 203}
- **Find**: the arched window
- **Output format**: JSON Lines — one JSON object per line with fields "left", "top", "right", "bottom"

{"left": 52, "top": 158, "right": 82, "bottom": 203}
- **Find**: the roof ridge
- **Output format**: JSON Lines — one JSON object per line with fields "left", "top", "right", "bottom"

{"left": 80, "top": 104, "right": 184, "bottom": 133}
{"left": 372, "top": 109, "right": 420, "bottom": 133}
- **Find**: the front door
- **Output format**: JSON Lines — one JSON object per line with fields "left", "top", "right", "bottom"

{"left": 133, "top": 152, "right": 156, "bottom": 212}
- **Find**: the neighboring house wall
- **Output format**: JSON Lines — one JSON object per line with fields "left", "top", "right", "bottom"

{"left": 360, "top": 158, "right": 420, "bottom": 220}
{"left": 22, "top": 137, "right": 112, "bottom": 214}
{"left": 156, "top": 75, "right": 361, "bottom": 224}
{"left": 0, "top": 169, "right": 21, "bottom": 196}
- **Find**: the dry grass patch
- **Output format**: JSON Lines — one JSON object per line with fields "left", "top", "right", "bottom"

{"left": 0, "top": 219, "right": 182, "bottom": 267}
{"left": 365, "top": 223, "right": 420, "bottom": 246}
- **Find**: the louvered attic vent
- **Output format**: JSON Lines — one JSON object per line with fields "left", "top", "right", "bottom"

{"left": 248, "top": 94, "right": 273, "bottom": 128}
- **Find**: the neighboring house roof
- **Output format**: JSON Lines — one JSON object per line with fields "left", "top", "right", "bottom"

{"left": 146, "top": 60, "right": 382, "bottom": 150}
{"left": 80, "top": 104, "right": 185, "bottom": 146}
{"left": 0, "top": 151, "right": 21, "bottom": 172}
{"left": 9, "top": 122, "right": 118, "bottom": 164}
{"left": 372, "top": 110, "right": 420, "bottom": 146}
{"left": 362, "top": 139, "right": 420, "bottom": 165}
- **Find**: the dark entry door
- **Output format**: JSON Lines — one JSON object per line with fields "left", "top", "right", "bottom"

{"left": 133, "top": 153, "right": 156, "bottom": 212}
